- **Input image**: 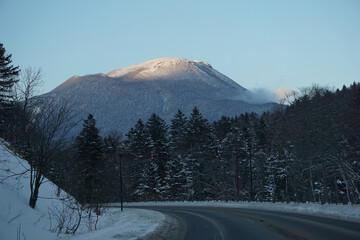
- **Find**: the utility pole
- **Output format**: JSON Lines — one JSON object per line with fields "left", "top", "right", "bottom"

{"left": 235, "top": 132, "right": 240, "bottom": 201}
{"left": 148, "top": 148, "right": 155, "bottom": 201}
{"left": 119, "top": 153, "right": 123, "bottom": 211}
{"left": 249, "top": 144, "right": 253, "bottom": 201}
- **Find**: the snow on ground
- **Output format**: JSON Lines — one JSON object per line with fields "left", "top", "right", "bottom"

{"left": 0, "top": 140, "right": 59, "bottom": 240}
{"left": 0, "top": 140, "right": 165, "bottom": 240}
{"left": 0, "top": 180, "right": 58, "bottom": 240}
{"left": 125, "top": 200, "right": 360, "bottom": 223}
{"left": 60, "top": 208, "right": 164, "bottom": 240}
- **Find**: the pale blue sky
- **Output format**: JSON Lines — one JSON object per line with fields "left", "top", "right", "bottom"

{"left": 1, "top": 0, "right": 359, "bottom": 94}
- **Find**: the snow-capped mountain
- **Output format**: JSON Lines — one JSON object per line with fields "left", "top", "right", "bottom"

{"left": 45, "top": 57, "right": 274, "bottom": 135}
{"left": 106, "top": 57, "right": 243, "bottom": 92}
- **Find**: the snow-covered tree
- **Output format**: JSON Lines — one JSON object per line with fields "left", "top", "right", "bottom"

{"left": 168, "top": 110, "right": 191, "bottom": 200}
{"left": 123, "top": 119, "right": 150, "bottom": 201}
{"left": 145, "top": 113, "right": 170, "bottom": 200}
{"left": 186, "top": 107, "right": 212, "bottom": 200}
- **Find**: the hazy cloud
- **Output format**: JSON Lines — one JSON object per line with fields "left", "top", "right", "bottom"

{"left": 243, "top": 87, "right": 295, "bottom": 104}
{"left": 274, "top": 87, "right": 295, "bottom": 100}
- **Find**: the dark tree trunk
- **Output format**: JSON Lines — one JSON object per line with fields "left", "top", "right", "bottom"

{"left": 29, "top": 169, "right": 42, "bottom": 209}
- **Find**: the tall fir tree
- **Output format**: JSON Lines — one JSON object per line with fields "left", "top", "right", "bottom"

{"left": 240, "top": 113, "right": 256, "bottom": 201}
{"left": 0, "top": 43, "right": 20, "bottom": 133}
{"left": 211, "top": 116, "right": 235, "bottom": 200}
{"left": 0, "top": 43, "right": 19, "bottom": 104}
{"left": 169, "top": 109, "right": 188, "bottom": 153}
{"left": 103, "top": 132, "right": 121, "bottom": 202}
{"left": 253, "top": 116, "right": 269, "bottom": 201}
{"left": 169, "top": 109, "right": 191, "bottom": 200}
{"left": 145, "top": 113, "right": 170, "bottom": 200}
{"left": 75, "top": 114, "right": 103, "bottom": 209}
{"left": 123, "top": 119, "right": 150, "bottom": 201}
{"left": 186, "top": 107, "right": 212, "bottom": 200}
{"left": 124, "top": 119, "right": 148, "bottom": 160}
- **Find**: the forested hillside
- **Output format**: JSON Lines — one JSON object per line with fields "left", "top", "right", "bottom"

{"left": 116, "top": 83, "right": 360, "bottom": 204}
{"left": 28, "top": 83, "right": 358, "bottom": 205}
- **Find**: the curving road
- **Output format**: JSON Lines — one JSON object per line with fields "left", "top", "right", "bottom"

{"left": 145, "top": 207, "right": 360, "bottom": 240}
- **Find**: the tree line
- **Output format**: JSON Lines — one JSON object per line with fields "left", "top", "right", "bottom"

{"left": 53, "top": 83, "right": 360, "bottom": 205}
{"left": 116, "top": 84, "right": 359, "bottom": 204}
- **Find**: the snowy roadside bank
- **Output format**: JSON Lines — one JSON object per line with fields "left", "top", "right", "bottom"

{"left": 0, "top": 141, "right": 168, "bottom": 240}
{"left": 59, "top": 208, "right": 169, "bottom": 240}
{"left": 124, "top": 201, "right": 360, "bottom": 223}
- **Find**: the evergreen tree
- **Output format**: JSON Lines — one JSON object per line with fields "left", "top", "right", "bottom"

{"left": 103, "top": 132, "right": 122, "bottom": 202}
{"left": 186, "top": 107, "right": 212, "bottom": 200}
{"left": 128, "top": 114, "right": 170, "bottom": 201}
{"left": 124, "top": 119, "right": 148, "bottom": 159}
{"left": 169, "top": 109, "right": 188, "bottom": 153}
{"left": 145, "top": 113, "right": 170, "bottom": 200}
{"left": 240, "top": 113, "right": 256, "bottom": 201}
{"left": 123, "top": 119, "right": 150, "bottom": 201}
{"left": 169, "top": 109, "right": 190, "bottom": 200}
{"left": 75, "top": 114, "right": 103, "bottom": 210}
{"left": 253, "top": 116, "right": 269, "bottom": 201}
{"left": 0, "top": 43, "right": 20, "bottom": 132}
{"left": 0, "top": 43, "right": 19, "bottom": 104}
{"left": 211, "top": 116, "right": 235, "bottom": 200}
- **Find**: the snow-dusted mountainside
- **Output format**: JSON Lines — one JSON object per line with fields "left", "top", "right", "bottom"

{"left": 46, "top": 57, "right": 274, "bottom": 135}
{"left": 106, "top": 57, "right": 243, "bottom": 91}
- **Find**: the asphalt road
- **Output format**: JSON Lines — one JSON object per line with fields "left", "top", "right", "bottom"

{"left": 145, "top": 207, "right": 360, "bottom": 240}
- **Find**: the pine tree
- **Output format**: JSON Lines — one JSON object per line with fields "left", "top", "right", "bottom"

{"left": 0, "top": 43, "right": 19, "bottom": 103}
{"left": 103, "top": 132, "right": 121, "bottom": 202}
{"left": 124, "top": 119, "right": 148, "bottom": 159}
{"left": 241, "top": 113, "right": 256, "bottom": 201}
{"left": 186, "top": 107, "right": 212, "bottom": 200}
{"left": 253, "top": 116, "right": 269, "bottom": 201}
{"left": 211, "top": 116, "right": 235, "bottom": 200}
{"left": 145, "top": 113, "right": 170, "bottom": 200}
{"left": 169, "top": 109, "right": 190, "bottom": 200}
{"left": 127, "top": 115, "right": 171, "bottom": 201}
{"left": 75, "top": 114, "right": 103, "bottom": 210}
{"left": 170, "top": 109, "right": 188, "bottom": 153}
{"left": 0, "top": 43, "right": 20, "bottom": 132}
{"left": 123, "top": 119, "right": 150, "bottom": 201}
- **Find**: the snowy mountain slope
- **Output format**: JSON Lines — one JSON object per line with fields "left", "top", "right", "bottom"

{"left": 0, "top": 140, "right": 168, "bottom": 240}
{"left": 45, "top": 57, "right": 274, "bottom": 135}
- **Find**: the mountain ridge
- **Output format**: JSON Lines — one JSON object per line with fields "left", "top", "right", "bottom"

{"left": 45, "top": 57, "right": 274, "bottom": 135}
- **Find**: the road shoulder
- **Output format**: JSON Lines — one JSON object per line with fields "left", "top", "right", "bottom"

{"left": 140, "top": 211, "right": 186, "bottom": 240}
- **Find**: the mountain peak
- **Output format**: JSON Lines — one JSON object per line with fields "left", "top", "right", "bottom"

{"left": 46, "top": 57, "right": 273, "bottom": 135}
{"left": 104, "top": 57, "right": 243, "bottom": 92}
{"left": 105, "top": 57, "right": 213, "bottom": 79}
